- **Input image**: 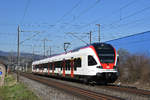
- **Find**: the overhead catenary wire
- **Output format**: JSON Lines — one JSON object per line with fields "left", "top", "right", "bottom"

{"left": 105, "top": 30, "right": 150, "bottom": 43}
{"left": 62, "top": 0, "right": 101, "bottom": 31}
{"left": 99, "top": 14, "right": 150, "bottom": 37}
{"left": 100, "top": 10, "right": 150, "bottom": 40}
{"left": 21, "top": 0, "right": 82, "bottom": 51}
{"left": 53, "top": 0, "right": 101, "bottom": 46}
{"left": 102, "top": 5, "right": 150, "bottom": 30}
{"left": 120, "top": 0, "right": 137, "bottom": 9}
{"left": 56, "top": 0, "right": 82, "bottom": 24}
{"left": 107, "top": 38, "right": 150, "bottom": 47}
{"left": 52, "top": 0, "right": 101, "bottom": 38}
{"left": 2, "top": 0, "right": 150, "bottom": 54}
{"left": 75, "top": 0, "right": 100, "bottom": 19}
{"left": 66, "top": 32, "right": 88, "bottom": 45}
{"left": 46, "top": 0, "right": 82, "bottom": 31}
{"left": 75, "top": 0, "right": 140, "bottom": 30}
{"left": 20, "top": 31, "right": 41, "bottom": 44}
{"left": 20, "top": 0, "right": 31, "bottom": 25}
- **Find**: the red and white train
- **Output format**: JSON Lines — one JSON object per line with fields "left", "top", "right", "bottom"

{"left": 32, "top": 43, "right": 119, "bottom": 84}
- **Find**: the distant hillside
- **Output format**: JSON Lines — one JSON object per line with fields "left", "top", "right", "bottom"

{"left": 0, "top": 51, "right": 10, "bottom": 56}
{"left": 0, "top": 50, "right": 43, "bottom": 60}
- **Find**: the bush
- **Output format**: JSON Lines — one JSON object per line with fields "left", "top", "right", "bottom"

{"left": 118, "top": 49, "right": 150, "bottom": 84}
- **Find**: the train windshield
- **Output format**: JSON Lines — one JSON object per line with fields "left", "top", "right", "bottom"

{"left": 93, "top": 43, "right": 115, "bottom": 63}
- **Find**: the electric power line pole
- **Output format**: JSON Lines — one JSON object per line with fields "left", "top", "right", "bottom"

{"left": 41, "top": 38, "right": 46, "bottom": 57}
{"left": 86, "top": 31, "right": 92, "bottom": 44}
{"left": 96, "top": 24, "right": 100, "bottom": 42}
{"left": 41, "top": 38, "right": 51, "bottom": 57}
{"left": 32, "top": 46, "right": 34, "bottom": 61}
{"left": 17, "top": 26, "right": 20, "bottom": 66}
{"left": 44, "top": 40, "right": 46, "bottom": 57}
{"left": 17, "top": 25, "right": 20, "bottom": 82}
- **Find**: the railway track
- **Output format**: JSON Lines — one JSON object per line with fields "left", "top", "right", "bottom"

{"left": 99, "top": 85, "right": 150, "bottom": 97}
{"left": 20, "top": 73, "right": 123, "bottom": 100}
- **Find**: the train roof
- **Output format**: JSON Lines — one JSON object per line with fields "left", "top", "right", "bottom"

{"left": 32, "top": 42, "right": 112, "bottom": 64}
{"left": 72, "top": 42, "right": 112, "bottom": 51}
{"left": 47, "top": 42, "right": 111, "bottom": 57}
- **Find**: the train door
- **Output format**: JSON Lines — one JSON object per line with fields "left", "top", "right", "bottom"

{"left": 48, "top": 63, "right": 50, "bottom": 75}
{"left": 52, "top": 62, "right": 54, "bottom": 75}
{"left": 82, "top": 55, "right": 88, "bottom": 75}
{"left": 63, "top": 59, "right": 65, "bottom": 77}
{"left": 70, "top": 58, "right": 74, "bottom": 78}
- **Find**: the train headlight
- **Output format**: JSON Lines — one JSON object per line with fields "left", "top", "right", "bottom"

{"left": 96, "top": 66, "right": 103, "bottom": 69}
{"left": 113, "top": 66, "right": 118, "bottom": 71}
{"left": 113, "top": 66, "right": 116, "bottom": 69}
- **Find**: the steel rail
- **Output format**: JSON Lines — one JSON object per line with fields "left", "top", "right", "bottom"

{"left": 20, "top": 73, "right": 123, "bottom": 100}
{"left": 102, "top": 85, "right": 150, "bottom": 97}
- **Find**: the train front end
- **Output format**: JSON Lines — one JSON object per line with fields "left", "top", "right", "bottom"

{"left": 91, "top": 43, "right": 119, "bottom": 83}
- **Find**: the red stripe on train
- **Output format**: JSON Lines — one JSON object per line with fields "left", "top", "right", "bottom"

{"left": 52, "top": 63, "right": 54, "bottom": 75}
{"left": 63, "top": 60, "right": 65, "bottom": 77}
{"left": 48, "top": 63, "right": 50, "bottom": 75}
{"left": 71, "top": 59, "right": 74, "bottom": 78}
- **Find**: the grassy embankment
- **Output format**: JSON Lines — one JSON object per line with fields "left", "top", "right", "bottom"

{"left": 0, "top": 74, "right": 40, "bottom": 100}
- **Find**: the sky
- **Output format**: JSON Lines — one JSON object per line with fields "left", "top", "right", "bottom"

{"left": 0, "top": 0, "right": 150, "bottom": 55}
{"left": 107, "top": 31, "right": 150, "bottom": 55}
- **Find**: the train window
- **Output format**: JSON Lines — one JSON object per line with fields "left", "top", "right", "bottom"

{"left": 74, "top": 59, "right": 77, "bottom": 67}
{"left": 46, "top": 63, "right": 49, "bottom": 68}
{"left": 44, "top": 63, "right": 48, "bottom": 68}
{"left": 55, "top": 61, "right": 63, "bottom": 68}
{"left": 66, "top": 60, "right": 70, "bottom": 70}
{"left": 33, "top": 65, "right": 36, "bottom": 69}
{"left": 39, "top": 64, "right": 41, "bottom": 69}
{"left": 41, "top": 64, "right": 43, "bottom": 68}
{"left": 39, "top": 65, "right": 42, "bottom": 70}
{"left": 74, "top": 66, "right": 77, "bottom": 71}
{"left": 88, "top": 55, "right": 97, "bottom": 66}
{"left": 42, "top": 64, "right": 45, "bottom": 69}
{"left": 55, "top": 62, "right": 57, "bottom": 67}
{"left": 54, "top": 62, "right": 57, "bottom": 67}
{"left": 77, "top": 58, "right": 81, "bottom": 67}
{"left": 68, "top": 66, "right": 70, "bottom": 70}
{"left": 49, "top": 63, "right": 52, "bottom": 70}
{"left": 94, "top": 43, "right": 115, "bottom": 63}
{"left": 74, "top": 59, "right": 77, "bottom": 70}
{"left": 61, "top": 61, "right": 65, "bottom": 70}
{"left": 42, "top": 65, "right": 44, "bottom": 69}
{"left": 43, "top": 64, "right": 45, "bottom": 68}
{"left": 35, "top": 65, "right": 38, "bottom": 69}
{"left": 59, "top": 61, "right": 62, "bottom": 67}
{"left": 74, "top": 58, "right": 81, "bottom": 67}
